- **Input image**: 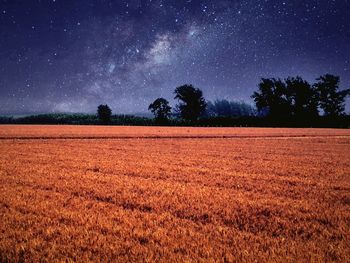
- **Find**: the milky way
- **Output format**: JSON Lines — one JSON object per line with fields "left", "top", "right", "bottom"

{"left": 1, "top": 0, "right": 349, "bottom": 115}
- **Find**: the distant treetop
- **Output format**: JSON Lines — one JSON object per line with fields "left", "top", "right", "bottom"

{"left": 97, "top": 104, "right": 112, "bottom": 124}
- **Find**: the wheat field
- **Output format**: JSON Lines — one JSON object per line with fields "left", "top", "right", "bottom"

{"left": 0, "top": 125, "right": 350, "bottom": 262}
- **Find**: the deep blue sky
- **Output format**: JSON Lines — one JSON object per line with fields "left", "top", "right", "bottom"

{"left": 1, "top": 0, "right": 349, "bottom": 115}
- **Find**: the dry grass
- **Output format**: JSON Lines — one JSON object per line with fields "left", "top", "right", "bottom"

{"left": 0, "top": 125, "right": 350, "bottom": 262}
{"left": 1, "top": 124, "right": 350, "bottom": 138}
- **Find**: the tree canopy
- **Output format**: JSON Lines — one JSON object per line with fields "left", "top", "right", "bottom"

{"left": 252, "top": 75, "right": 349, "bottom": 120}
{"left": 251, "top": 78, "right": 290, "bottom": 118}
{"left": 97, "top": 104, "right": 112, "bottom": 124}
{"left": 148, "top": 98, "right": 172, "bottom": 124}
{"left": 285, "top": 76, "right": 319, "bottom": 118}
{"left": 314, "top": 74, "right": 350, "bottom": 117}
{"left": 174, "top": 84, "right": 206, "bottom": 121}
{"left": 206, "top": 99, "right": 256, "bottom": 117}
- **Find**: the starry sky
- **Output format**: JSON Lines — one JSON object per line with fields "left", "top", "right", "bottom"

{"left": 1, "top": 0, "right": 349, "bottom": 115}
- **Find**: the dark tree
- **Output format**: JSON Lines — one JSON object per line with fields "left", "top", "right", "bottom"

{"left": 236, "top": 101, "right": 256, "bottom": 116}
{"left": 174, "top": 84, "right": 206, "bottom": 121}
{"left": 285, "top": 76, "right": 319, "bottom": 118}
{"left": 213, "top": 99, "right": 232, "bottom": 116}
{"left": 251, "top": 78, "right": 290, "bottom": 118}
{"left": 97, "top": 104, "right": 112, "bottom": 124}
{"left": 314, "top": 74, "right": 350, "bottom": 116}
{"left": 148, "top": 98, "right": 172, "bottom": 123}
{"left": 204, "top": 101, "right": 216, "bottom": 117}
{"left": 207, "top": 99, "right": 256, "bottom": 117}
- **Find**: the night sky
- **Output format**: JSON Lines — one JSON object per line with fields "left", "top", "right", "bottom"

{"left": 1, "top": 0, "right": 349, "bottom": 115}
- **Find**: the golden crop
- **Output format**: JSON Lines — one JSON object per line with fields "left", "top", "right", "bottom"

{"left": 0, "top": 125, "right": 349, "bottom": 262}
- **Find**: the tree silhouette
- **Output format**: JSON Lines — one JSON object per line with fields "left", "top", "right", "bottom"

{"left": 174, "top": 84, "right": 206, "bottom": 121}
{"left": 97, "top": 104, "right": 112, "bottom": 124}
{"left": 251, "top": 78, "right": 290, "bottom": 118}
{"left": 314, "top": 74, "right": 350, "bottom": 116}
{"left": 204, "top": 101, "right": 216, "bottom": 117}
{"left": 148, "top": 98, "right": 172, "bottom": 124}
{"left": 207, "top": 99, "right": 256, "bottom": 117}
{"left": 285, "top": 76, "right": 319, "bottom": 118}
{"left": 213, "top": 99, "right": 232, "bottom": 116}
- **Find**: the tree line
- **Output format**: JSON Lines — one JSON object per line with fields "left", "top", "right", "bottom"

{"left": 96, "top": 84, "right": 256, "bottom": 125}
{"left": 1, "top": 74, "right": 349, "bottom": 127}
{"left": 252, "top": 74, "right": 349, "bottom": 119}
{"left": 97, "top": 74, "right": 349, "bottom": 127}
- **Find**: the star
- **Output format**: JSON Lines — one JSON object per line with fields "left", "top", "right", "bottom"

{"left": 0, "top": 0, "right": 349, "bottom": 115}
